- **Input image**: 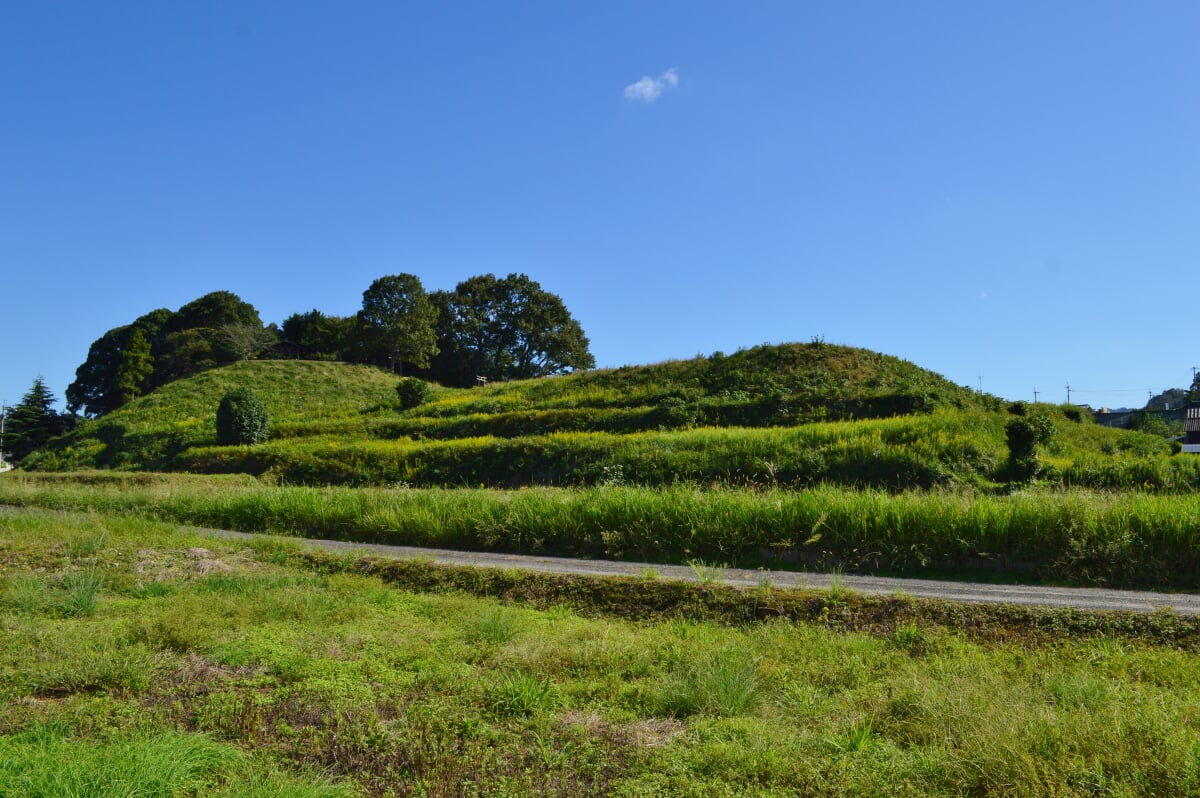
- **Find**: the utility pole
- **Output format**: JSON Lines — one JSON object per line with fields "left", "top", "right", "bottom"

{"left": 977, "top": 375, "right": 983, "bottom": 394}
{"left": 1065, "top": 384, "right": 1071, "bottom": 404}
{"left": 0, "top": 402, "right": 7, "bottom": 467}
{"left": 1033, "top": 389, "right": 1039, "bottom": 403}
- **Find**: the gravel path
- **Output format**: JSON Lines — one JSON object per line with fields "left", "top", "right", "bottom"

{"left": 196, "top": 527, "right": 1200, "bottom": 616}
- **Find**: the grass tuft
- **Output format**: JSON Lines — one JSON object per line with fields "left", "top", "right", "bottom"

{"left": 59, "top": 565, "right": 104, "bottom": 617}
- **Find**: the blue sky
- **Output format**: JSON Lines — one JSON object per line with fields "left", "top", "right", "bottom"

{"left": 3, "top": 2, "right": 1198, "bottom": 412}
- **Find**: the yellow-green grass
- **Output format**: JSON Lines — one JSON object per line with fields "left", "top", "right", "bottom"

{"left": 6, "top": 473, "right": 1200, "bottom": 588}
{"left": 175, "top": 411, "right": 1005, "bottom": 490}
{"left": 5, "top": 508, "right": 1200, "bottom": 796}
{"left": 25, "top": 361, "right": 404, "bottom": 470}
{"left": 21, "top": 349, "right": 1186, "bottom": 496}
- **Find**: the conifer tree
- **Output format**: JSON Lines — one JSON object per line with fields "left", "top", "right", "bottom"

{"left": 6, "top": 377, "right": 60, "bottom": 463}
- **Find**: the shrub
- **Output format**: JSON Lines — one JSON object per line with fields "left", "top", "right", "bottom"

{"left": 395, "top": 377, "right": 431, "bottom": 410}
{"left": 657, "top": 396, "right": 697, "bottom": 428}
{"left": 1062, "top": 405, "right": 1091, "bottom": 424}
{"left": 216, "top": 389, "right": 270, "bottom": 445}
{"left": 1005, "top": 413, "right": 1056, "bottom": 483}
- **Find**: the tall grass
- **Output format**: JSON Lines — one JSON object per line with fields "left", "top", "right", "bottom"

{"left": 174, "top": 411, "right": 1007, "bottom": 490}
{"left": 6, "top": 473, "right": 1200, "bottom": 587}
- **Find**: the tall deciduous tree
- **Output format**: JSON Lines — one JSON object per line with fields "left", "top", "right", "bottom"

{"left": 356, "top": 274, "right": 439, "bottom": 374}
{"left": 6, "top": 377, "right": 61, "bottom": 463}
{"left": 430, "top": 273, "right": 594, "bottom": 386}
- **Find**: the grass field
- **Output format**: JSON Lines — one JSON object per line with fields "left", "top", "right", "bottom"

{"left": 9, "top": 345, "right": 1200, "bottom": 794}
{"left": 5, "top": 508, "right": 1200, "bottom": 796}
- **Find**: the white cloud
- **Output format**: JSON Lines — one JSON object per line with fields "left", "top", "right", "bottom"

{"left": 624, "top": 68, "right": 679, "bottom": 103}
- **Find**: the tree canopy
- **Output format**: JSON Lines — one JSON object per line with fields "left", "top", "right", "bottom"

{"left": 67, "top": 308, "right": 172, "bottom": 417}
{"left": 429, "top": 273, "right": 594, "bottom": 386}
{"left": 355, "top": 274, "right": 439, "bottom": 374}
{"left": 65, "top": 275, "right": 594, "bottom": 417}
{"left": 281, "top": 310, "right": 355, "bottom": 360}
{"left": 68, "top": 293, "right": 266, "bottom": 417}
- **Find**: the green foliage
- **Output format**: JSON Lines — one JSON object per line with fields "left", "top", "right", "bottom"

{"left": 1061, "top": 404, "right": 1091, "bottom": 423}
{"left": 216, "top": 389, "right": 270, "bottom": 446}
{"left": 5, "top": 377, "right": 63, "bottom": 463}
{"left": 656, "top": 396, "right": 697, "bottom": 428}
{"left": 429, "top": 272, "right": 595, "bottom": 385}
{"left": 1127, "top": 409, "right": 1183, "bottom": 438}
{"left": 154, "top": 291, "right": 265, "bottom": 386}
{"left": 68, "top": 308, "right": 172, "bottom": 417}
{"left": 1148, "top": 386, "right": 1189, "bottom": 411}
{"left": 33, "top": 341, "right": 1193, "bottom": 498}
{"left": 215, "top": 321, "right": 278, "bottom": 362}
{"left": 114, "top": 328, "right": 154, "bottom": 404}
{"left": 68, "top": 293, "right": 266, "bottom": 417}
{"left": 395, "top": 377, "right": 430, "bottom": 410}
{"left": 355, "top": 273, "right": 438, "bottom": 373}
{"left": 281, "top": 309, "right": 354, "bottom": 359}
{"left": 489, "top": 672, "right": 558, "bottom": 717}
{"left": 1005, "top": 412, "right": 1056, "bottom": 483}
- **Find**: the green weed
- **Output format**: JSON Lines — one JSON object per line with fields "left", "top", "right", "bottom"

{"left": 59, "top": 565, "right": 104, "bottom": 616}
{"left": 471, "top": 604, "right": 522, "bottom": 645}
{"left": 489, "top": 672, "right": 558, "bottom": 717}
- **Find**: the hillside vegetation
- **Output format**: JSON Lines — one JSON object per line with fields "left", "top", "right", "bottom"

{"left": 23, "top": 342, "right": 1185, "bottom": 492}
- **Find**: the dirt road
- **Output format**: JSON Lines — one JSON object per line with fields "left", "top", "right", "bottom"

{"left": 199, "top": 527, "right": 1200, "bottom": 616}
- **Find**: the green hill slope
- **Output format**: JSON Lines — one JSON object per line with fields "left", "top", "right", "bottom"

{"left": 23, "top": 343, "right": 1182, "bottom": 491}
{"left": 27, "top": 360, "right": 401, "bottom": 470}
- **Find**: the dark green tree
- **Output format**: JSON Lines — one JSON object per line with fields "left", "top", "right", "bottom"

{"left": 5, "top": 377, "right": 60, "bottom": 463}
{"left": 67, "top": 308, "right": 172, "bottom": 417}
{"left": 216, "top": 388, "right": 271, "bottom": 445}
{"left": 153, "top": 291, "right": 265, "bottom": 385}
{"left": 114, "top": 328, "right": 154, "bottom": 404}
{"left": 281, "top": 310, "right": 355, "bottom": 359}
{"left": 355, "top": 274, "right": 439, "bottom": 373}
{"left": 430, "top": 273, "right": 594, "bottom": 386}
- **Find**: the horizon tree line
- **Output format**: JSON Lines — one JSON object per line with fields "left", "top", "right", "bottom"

{"left": 61, "top": 272, "right": 594, "bottom": 419}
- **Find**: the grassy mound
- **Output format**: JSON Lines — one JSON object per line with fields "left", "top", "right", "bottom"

{"left": 25, "top": 360, "right": 402, "bottom": 470}
{"left": 22, "top": 343, "right": 1183, "bottom": 492}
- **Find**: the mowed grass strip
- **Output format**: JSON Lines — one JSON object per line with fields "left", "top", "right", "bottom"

{"left": 5, "top": 473, "right": 1200, "bottom": 588}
